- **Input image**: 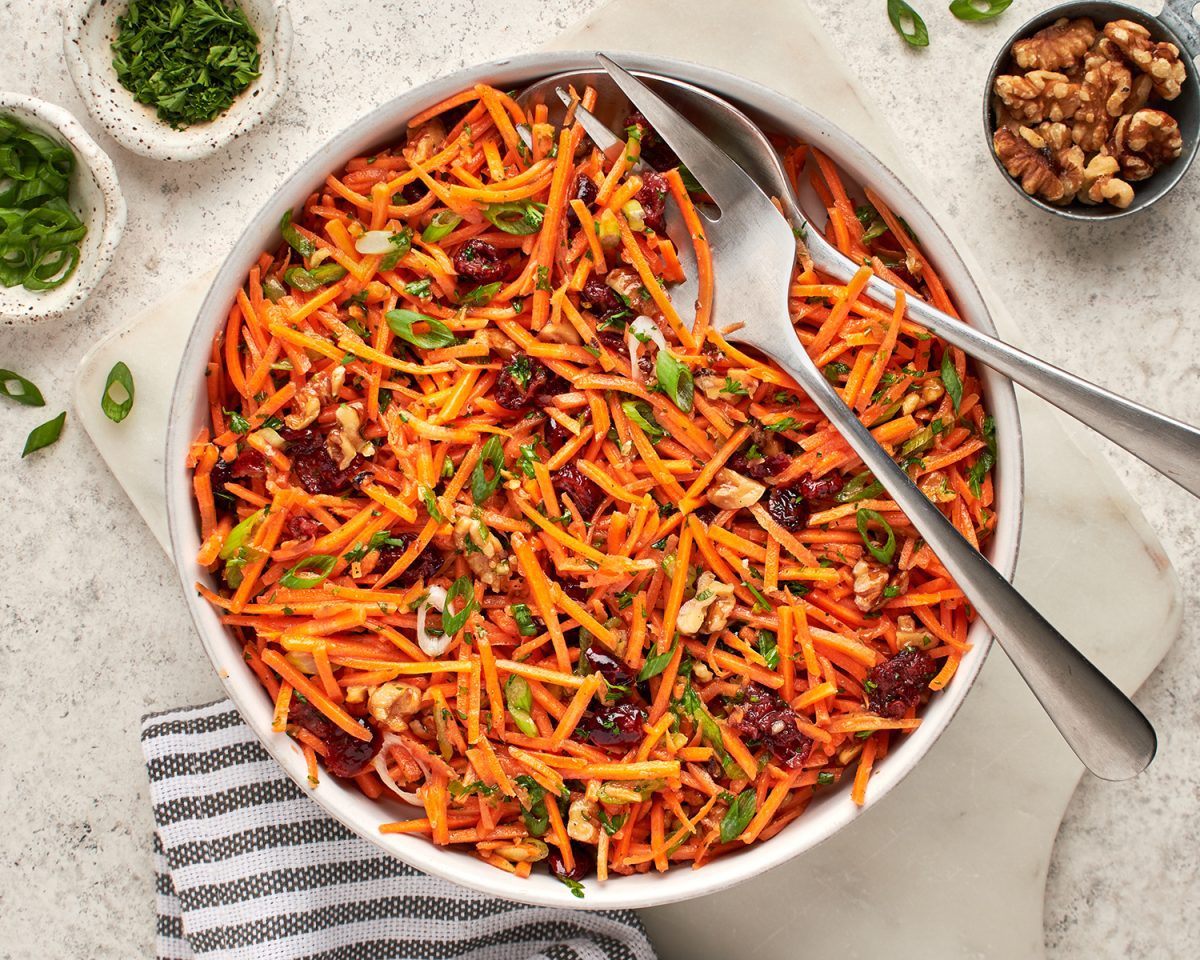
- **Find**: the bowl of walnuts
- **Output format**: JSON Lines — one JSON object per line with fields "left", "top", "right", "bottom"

{"left": 984, "top": 0, "right": 1199, "bottom": 219}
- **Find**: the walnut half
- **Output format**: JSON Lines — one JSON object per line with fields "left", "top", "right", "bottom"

{"left": 1012, "top": 17, "right": 1097, "bottom": 72}
{"left": 1103, "top": 20, "right": 1187, "bottom": 101}
{"left": 1110, "top": 109, "right": 1184, "bottom": 181}
{"left": 992, "top": 125, "right": 1084, "bottom": 204}
{"left": 994, "top": 71, "right": 1081, "bottom": 124}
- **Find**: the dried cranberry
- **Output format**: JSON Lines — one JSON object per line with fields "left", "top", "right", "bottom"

{"left": 453, "top": 238, "right": 506, "bottom": 282}
{"left": 727, "top": 451, "right": 791, "bottom": 480}
{"left": 692, "top": 504, "right": 719, "bottom": 525}
{"left": 278, "top": 426, "right": 323, "bottom": 451}
{"left": 624, "top": 111, "right": 679, "bottom": 172}
{"left": 797, "top": 473, "right": 845, "bottom": 510}
{"left": 548, "top": 842, "right": 594, "bottom": 883}
{"left": 554, "top": 462, "right": 605, "bottom": 517}
{"left": 567, "top": 174, "right": 599, "bottom": 226}
{"left": 866, "top": 647, "right": 936, "bottom": 720}
{"left": 543, "top": 417, "right": 572, "bottom": 453}
{"left": 634, "top": 171, "right": 669, "bottom": 232}
{"left": 290, "top": 444, "right": 362, "bottom": 496}
{"left": 211, "top": 448, "right": 266, "bottom": 505}
{"left": 583, "top": 643, "right": 634, "bottom": 690}
{"left": 288, "top": 701, "right": 381, "bottom": 778}
{"left": 734, "top": 682, "right": 812, "bottom": 770}
{"left": 494, "top": 354, "right": 567, "bottom": 413}
{"left": 580, "top": 278, "right": 622, "bottom": 317}
{"left": 595, "top": 330, "right": 652, "bottom": 379}
{"left": 766, "top": 485, "right": 810, "bottom": 532}
{"left": 399, "top": 180, "right": 428, "bottom": 205}
{"left": 285, "top": 515, "right": 321, "bottom": 541}
{"left": 376, "top": 535, "right": 445, "bottom": 586}
{"left": 582, "top": 701, "right": 646, "bottom": 746}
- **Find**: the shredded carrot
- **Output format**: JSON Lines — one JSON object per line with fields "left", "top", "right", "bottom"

{"left": 190, "top": 84, "right": 998, "bottom": 888}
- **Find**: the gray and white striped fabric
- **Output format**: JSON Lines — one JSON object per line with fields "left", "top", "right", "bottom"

{"left": 142, "top": 700, "right": 657, "bottom": 960}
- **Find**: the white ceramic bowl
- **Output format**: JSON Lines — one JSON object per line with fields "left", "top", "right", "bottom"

{"left": 166, "top": 52, "right": 1024, "bottom": 910}
{"left": 62, "top": 0, "right": 293, "bottom": 162}
{"left": 0, "top": 92, "right": 125, "bottom": 325}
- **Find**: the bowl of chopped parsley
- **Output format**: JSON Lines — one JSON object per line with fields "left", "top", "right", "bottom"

{"left": 63, "top": 0, "right": 293, "bottom": 162}
{"left": 0, "top": 92, "right": 126, "bottom": 324}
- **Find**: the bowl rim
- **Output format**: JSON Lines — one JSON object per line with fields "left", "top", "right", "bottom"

{"left": 61, "top": 0, "right": 294, "bottom": 163}
{"left": 981, "top": 0, "right": 1200, "bottom": 221}
{"left": 0, "top": 91, "right": 126, "bottom": 323}
{"left": 165, "top": 50, "right": 1025, "bottom": 910}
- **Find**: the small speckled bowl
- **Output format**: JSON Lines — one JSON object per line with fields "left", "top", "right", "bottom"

{"left": 0, "top": 92, "right": 126, "bottom": 325}
{"left": 62, "top": 0, "right": 293, "bottom": 162}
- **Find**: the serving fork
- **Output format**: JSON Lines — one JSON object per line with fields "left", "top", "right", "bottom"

{"left": 592, "top": 54, "right": 1157, "bottom": 781}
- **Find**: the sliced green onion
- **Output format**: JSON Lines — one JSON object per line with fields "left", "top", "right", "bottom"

{"left": 949, "top": 0, "right": 1011, "bottom": 21}
{"left": 279, "top": 554, "right": 337, "bottom": 589}
{"left": 386, "top": 308, "right": 457, "bottom": 350}
{"left": 856, "top": 508, "right": 896, "bottom": 565}
{"left": 510, "top": 603, "right": 539, "bottom": 637}
{"left": 458, "top": 281, "right": 501, "bottom": 307}
{"left": 442, "top": 576, "right": 478, "bottom": 635}
{"left": 719, "top": 789, "right": 757, "bottom": 842}
{"left": 940, "top": 351, "right": 963, "bottom": 414}
{"left": 219, "top": 509, "right": 265, "bottom": 561}
{"left": 280, "top": 209, "right": 315, "bottom": 258}
{"left": 422, "top": 211, "right": 462, "bottom": 243}
{"left": 621, "top": 400, "right": 664, "bottom": 441}
{"left": 505, "top": 675, "right": 538, "bottom": 736}
{"left": 0, "top": 369, "right": 45, "bottom": 407}
{"left": 654, "top": 349, "right": 694, "bottom": 413}
{"left": 483, "top": 200, "right": 545, "bottom": 235}
{"left": 101, "top": 361, "right": 135, "bottom": 423}
{"left": 836, "top": 470, "right": 884, "bottom": 504}
{"left": 21, "top": 410, "right": 66, "bottom": 457}
{"left": 262, "top": 277, "right": 287, "bottom": 302}
{"left": 471, "top": 435, "right": 505, "bottom": 503}
{"left": 638, "top": 639, "right": 678, "bottom": 681}
{"left": 888, "top": 0, "right": 930, "bottom": 46}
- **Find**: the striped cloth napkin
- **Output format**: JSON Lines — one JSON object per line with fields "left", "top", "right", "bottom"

{"left": 142, "top": 700, "right": 658, "bottom": 960}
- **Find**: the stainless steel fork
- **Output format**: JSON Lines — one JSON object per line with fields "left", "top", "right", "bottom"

{"left": 596, "top": 53, "right": 1157, "bottom": 781}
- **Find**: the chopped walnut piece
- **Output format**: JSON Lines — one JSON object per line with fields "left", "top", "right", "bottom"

{"left": 1073, "top": 58, "right": 1133, "bottom": 151}
{"left": 707, "top": 468, "right": 766, "bottom": 510}
{"left": 453, "top": 511, "right": 513, "bottom": 591}
{"left": 1079, "top": 154, "right": 1135, "bottom": 208}
{"left": 1012, "top": 17, "right": 1097, "bottom": 72}
{"left": 993, "top": 126, "right": 1085, "bottom": 204}
{"left": 368, "top": 682, "right": 421, "bottom": 732}
{"left": 918, "top": 470, "right": 957, "bottom": 504}
{"left": 1103, "top": 20, "right": 1187, "bottom": 100}
{"left": 994, "top": 71, "right": 1081, "bottom": 123}
{"left": 677, "top": 571, "right": 736, "bottom": 636}
{"left": 1110, "top": 109, "right": 1184, "bottom": 180}
{"left": 852, "top": 559, "right": 909, "bottom": 613}
{"left": 567, "top": 797, "right": 599, "bottom": 843}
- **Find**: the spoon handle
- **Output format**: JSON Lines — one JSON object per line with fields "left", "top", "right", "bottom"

{"left": 813, "top": 241, "right": 1200, "bottom": 498}
{"left": 767, "top": 334, "right": 1158, "bottom": 781}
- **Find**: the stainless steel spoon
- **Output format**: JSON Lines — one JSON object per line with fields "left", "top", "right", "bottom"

{"left": 595, "top": 54, "right": 1157, "bottom": 781}
{"left": 524, "top": 66, "right": 1200, "bottom": 499}
{"left": 514, "top": 77, "right": 698, "bottom": 327}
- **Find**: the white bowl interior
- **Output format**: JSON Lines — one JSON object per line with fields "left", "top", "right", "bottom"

{"left": 0, "top": 94, "right": 125, "bottom": 324}
{"left": 64, "top": 0, "right": 292, "bottom": 162}
{"left": 165, "top": 52, "right": 1024, "bottom": 910}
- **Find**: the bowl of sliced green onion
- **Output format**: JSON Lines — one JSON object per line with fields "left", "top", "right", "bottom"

{"left": 0, "top": 92, "right": 126, "bottom": 324}
{"left": 63, "top": 0, "right": 293, "bottom": 162}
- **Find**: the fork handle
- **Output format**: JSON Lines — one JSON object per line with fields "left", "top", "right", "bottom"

{"left": 767, "top": 336, "right": 1157, "bottom": 780}
{"left": 848, "top": 267, "right": 1200, "bottom": 498}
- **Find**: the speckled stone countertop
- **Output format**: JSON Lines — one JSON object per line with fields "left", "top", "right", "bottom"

{"left": 0, "top": 0, "right": 1196, "bottom": 956}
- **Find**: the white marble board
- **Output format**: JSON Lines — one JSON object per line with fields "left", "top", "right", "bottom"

{"left": 70, "top": 0, "right": 1183, "bottom": 956}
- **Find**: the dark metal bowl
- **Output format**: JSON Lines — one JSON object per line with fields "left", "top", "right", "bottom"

{"left": 983, "top": 0, "right": 1200, "bottom": 220}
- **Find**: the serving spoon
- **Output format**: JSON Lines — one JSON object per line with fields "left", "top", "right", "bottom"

{"left": 588, "top": 55, "right": 1156, "bottom": 781}
{"left": 515, "top": 78, "right": 699, "bottom": 328}
{"left": 520, "top": 66, "right": 1200, "bottom": 500}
